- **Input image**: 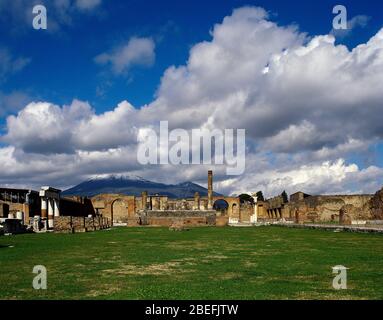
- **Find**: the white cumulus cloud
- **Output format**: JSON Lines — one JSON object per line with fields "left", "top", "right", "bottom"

{"left": 1, "top": 6, "right": 383, "bottom": 196}
{"left": 95, "top": 37, "right": 156, "bottom": 75}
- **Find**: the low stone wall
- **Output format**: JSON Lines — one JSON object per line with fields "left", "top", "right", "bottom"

{"left": 53, "top": 216, "right": 111, "bottom": 233}
{"left": 284, "top": 194, "right": 373, "bottom": 223}
{"left": 147, "top": 216, "right": 214, "bottom": 227}
{"left": 216, "top": 216, "right": 229, "bottom": 227}
{"left": 139, "top": 210, "right": 217, "bottom": 227}
{"left": 274, "top": 223, "right": 383, "bottom": 234}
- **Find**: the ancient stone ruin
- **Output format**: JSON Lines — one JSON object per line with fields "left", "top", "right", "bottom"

{"left": 1, "top": 171, "right": 383, "bottom": 234}
{"left": 369, "top": 187, "right": 383, "bottom": 220}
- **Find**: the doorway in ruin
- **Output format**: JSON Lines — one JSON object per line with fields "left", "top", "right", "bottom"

{"left": 111, "top": 199, "right": 128, "bottom": 224}
{"left": 213, "top": 199, "right": 229, "bottom": 216}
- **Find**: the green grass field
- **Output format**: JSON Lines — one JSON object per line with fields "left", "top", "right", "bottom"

{"left": 1, "top": 226, "right": 383, "bottom": 300}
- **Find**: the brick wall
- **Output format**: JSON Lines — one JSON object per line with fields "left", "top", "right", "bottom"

{"left": 216, "top": 216, "right": 229, "bottom": 226}
{"left": 53, "top": 216, "right": 111, "bottom": 233}
{"left": 138, "top": 210, "right": 218, "bottom": 227}
{"left": 147, "top": 216, "right": 216, "bottom": 227}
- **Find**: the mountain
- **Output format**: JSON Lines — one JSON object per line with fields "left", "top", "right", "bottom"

{"left": 62, "top": 174, "right": 223, "bottom": 198}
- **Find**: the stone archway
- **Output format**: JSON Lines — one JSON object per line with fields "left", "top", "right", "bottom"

{"left": 213, "top": 199, "right": 229, "bottom": 216}
{"left": 232, "top": 203, "right": 239, "bottom": 218}
{"left": 111, "top": 199, "right": 128, "bottom": 224}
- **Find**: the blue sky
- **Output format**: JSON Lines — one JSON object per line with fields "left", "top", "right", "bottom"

{"left": 2, "top": 0, "right": 382, "bottom": 110}
{"left": 0, "top": 0, "right": 383, "bottom": 195}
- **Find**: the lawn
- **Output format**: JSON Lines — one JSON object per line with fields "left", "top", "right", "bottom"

{"left": 0, "top": 226, "right": 382, "bottom": 300}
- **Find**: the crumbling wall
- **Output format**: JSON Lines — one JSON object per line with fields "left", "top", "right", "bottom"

{"left": 369, "top": 188, "right": 383, "bottom": 219}
{"left": 286, "top": 194, "right": 373, "bottom": 223}
{"left": 90, "top": 194, "right": 136, "bottom": 225}
{"left": 53, "top": 216, "right": 111, "bottom": 233}
{"left": 239, "top": 204, "right": 253, "bottom": 223}
{"left": 138, "top": 210, "right": 217, "bottom": 227}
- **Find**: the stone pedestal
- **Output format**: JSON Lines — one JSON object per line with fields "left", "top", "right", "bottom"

{"left": 207, "top": 171, "right": 213, "bottom": 210}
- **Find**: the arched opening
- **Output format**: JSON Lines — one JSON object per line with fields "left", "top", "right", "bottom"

{"left": 213, "top": 199, "right": 229, "bottom": 216}
{"left": 232, "top": 203, "right": 238, "bottom": 215}
{"left": 111, "top": 199, "right": 128, "bottom": 224}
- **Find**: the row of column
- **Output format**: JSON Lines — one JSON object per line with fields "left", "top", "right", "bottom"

{"left": 41, "top": 198, "right": 60, "bottom": 228}
{"left": 267, "top": 208, "right": 283, "bottom": 219}
{"left": 140, "top": 171, "right": 214, "bottom": 212}
{"left": 141, "top": 191, "right": 209, "bottom": 211}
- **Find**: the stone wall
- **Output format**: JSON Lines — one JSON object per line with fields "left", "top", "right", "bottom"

{"left": 138, "top": 210, "right": 217, "bottom": 227}
{"left": 239, "top": 204, "right": 253, "bottom": 223}
{"left": 256, "top": 201, "right": 268, "bottom": 219}
{"left": 91, "top": 194, "right": 136, "bottom": 225}
{"left": 91, "top": 193, "right": 245, "bottom": 226}
{"left": 5, "top": 203, "right": 24, "bottom": 215}
{"left": 216, "top": 216, "right": 229, "bottom": 227}
{"left": 53, "top": 216, "right": 111, "bottom": 233}
{"left": 369, "top": 188, "right": 383, "bottom": 219}
{"left": 285, "top": 194, "right": 373, "bottom": 223}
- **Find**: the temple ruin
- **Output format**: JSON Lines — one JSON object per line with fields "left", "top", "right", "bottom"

{"left": 90, "top": 171, "right": 251, "bottom": 227}
{"left": 1, "top": 170, "right": 383, "bottom": 234}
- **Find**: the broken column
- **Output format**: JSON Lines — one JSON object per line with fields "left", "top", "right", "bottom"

{"left": 54, "top": 199, "right": 60, "bottom": 217}
{"left": 48, "top": 199, "right": 54, "bottom": 229}
{"left": 142, "top": 191, "right": 148, "bottom": 210}
{"left": 208, "top": 170, "right": 213, "bottom": 210}
{"left": 23, "top": 191, "right": 32, "bottom": 224}
{"left": 40, "top": 198, "right": 48, "bottom": 230}
{"left": 152, "top": 196, "right": 160, "bottom": 210}
{"left": 40, "top": 187, "right": 61, "bottom": 230}
{"left": 160, "top": 197, "right": 168, "bottom": 211}
{"left": 251, "top": 194, "right": 258, "bottom": 223}
{"left": 194, "top": 192, "right": 200, "bottom": 210}
{"left": 41, "top": 198, "right": 47, "bottom": 219}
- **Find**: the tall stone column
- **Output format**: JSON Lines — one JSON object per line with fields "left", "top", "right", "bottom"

{"left": 23, "top": 203, "right": 30, "bottom": 225}
{"left": 251, "top": 195, "right": 258, "bottom": 223}
{"left": 208, "top": 170, "right": 213, "bottom": 210}
{"left": 54, "top": 199, "right": 60, "bottom": 217}
{"left": 194, "top": 192, "right": 200, "bottom": 210}
{"left": 160, "top": 197, "right": 167, "bottom": 211}
{"left": 142, "top": 191, "right": 148, "bottom": 210}
{"left": 153, "top": 196, "right": 160, "bottom": 210}
{"left": 41, "top": 197, "right": 47, "bottom": 219}
{"left": 48, "top": 199, "right": 54, "bottom": 229}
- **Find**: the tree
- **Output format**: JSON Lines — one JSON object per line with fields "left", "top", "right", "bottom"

{"left": 256, "top": 191, "right": 265, "bottom": 202}
{"left": 239, "top": 194, "right": 255, "bottom": 205}
{"left": 281, "top": 190, "right": 289, "bottom": 203}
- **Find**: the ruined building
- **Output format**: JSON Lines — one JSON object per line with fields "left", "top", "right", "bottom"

{"left": 3, "top": 172, "right": 382, "bottom": 233}
{"left": 90, "top": 171, "right": 256, "bottom": 227}
{"left": 1, "top": 171, "right": 258, "bottom": 232}
{"left": 0, "top": 186, "right": 110, "bottom": 233}
{"left": 258, "top": 190, "right": 382, "bottom": 224}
